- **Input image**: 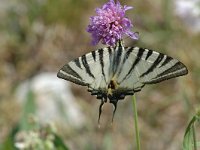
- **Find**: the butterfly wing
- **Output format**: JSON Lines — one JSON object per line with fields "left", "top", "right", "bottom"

{"left": 117, "top": 47, "right": 188, "bottom": 92}
{"left": 57, "top": 47, "right": 114, "bottom": 98}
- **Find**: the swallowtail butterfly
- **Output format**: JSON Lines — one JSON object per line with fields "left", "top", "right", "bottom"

{"left": 57, "top": 40, "right": 188, "bottom": 122}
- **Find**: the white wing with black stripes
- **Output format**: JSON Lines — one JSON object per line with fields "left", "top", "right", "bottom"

{"left": 58, "top": 48, "right": 113, "bottom": 95}
{"left": 57, "top": 40, "right": 188, "bottom": 122}
{"left": 117, "top": 47, "right": 188, "bottom": 91}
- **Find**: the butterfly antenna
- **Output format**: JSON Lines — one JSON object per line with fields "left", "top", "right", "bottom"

{"left": 111, "top": 101, "right": 118, "bottom": 123}
{"left": 98, "top": 99, "right": 105, "bottom": 126}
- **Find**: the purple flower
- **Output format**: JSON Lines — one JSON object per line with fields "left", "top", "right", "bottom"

{"left": 87, "top": 0, "right": 138, "bottom": 46}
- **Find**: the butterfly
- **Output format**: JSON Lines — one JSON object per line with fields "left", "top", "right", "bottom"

{"left": 57, "top": 40, "right": 188, "bottom": 123}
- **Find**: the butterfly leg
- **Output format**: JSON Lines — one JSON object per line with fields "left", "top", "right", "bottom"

{"left": 111, "top": 100, "right": 118, "bottom": 123}
{"left": 98, "top": 99, "right": 105, "bottom": 125}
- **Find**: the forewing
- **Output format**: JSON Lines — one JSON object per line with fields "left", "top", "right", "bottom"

{"left": 117, "top": 47, "right": 188, "bottom": 92}
{"left": 57, "top": 47, "right": 113, "bottom": 91}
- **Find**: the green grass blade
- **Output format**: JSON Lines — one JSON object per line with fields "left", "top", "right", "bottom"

{"left": 19, "top": 89, "right": 37, "bottom": 130}
{"left": 183, "top": 116, "right": 197, "bottom": 150}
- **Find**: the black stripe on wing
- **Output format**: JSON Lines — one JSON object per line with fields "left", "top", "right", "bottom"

{"left": 116, "top": 46, "right": 123, "bottom": 67}
{"left": 74, "top": 58, "right": 82, "bottom": 69}
{"left": 91, "top": 51, "right": 96, "bottom": 61}
{"left": 98, "top": 49, "right": 106, "bottom": 78}
{"left": 116, "top": 47, "right": 133, "bottom": 77}
{"left": 113, "top": 46, "right": 123, "bottom": 73}
{"left": 159, "top": 56, "right": 173, "bottom": 68}
{"left": 121, "top": 48, "right": 145, "bottom": 82}
{"left": 108, "top": 47, "right": 112, "bottom": 61}
{"left": 144, "top": 61, "right": 188, "bottom": 84}
{"left": 140, "top": 53, "right": 165, "bottom": 77}
{"left": 59, "top": 64, "right": 82, "bottom": 80}
{"left": 57, "top": 64, "right": 87, "bottom": 86}
{"left": 145, "top": 49, "right": 153, "bottom": 60}
{"left": 123, "top": 47, "right": 133, "bottom": 63}
{"left": 81, "top": 54, "right": 95, "bottom": 78}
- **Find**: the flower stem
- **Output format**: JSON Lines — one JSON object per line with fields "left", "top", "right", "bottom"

{"left": 132, "top": 94, "right": 141, "bottom": 150}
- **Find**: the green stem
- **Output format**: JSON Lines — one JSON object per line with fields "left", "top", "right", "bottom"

{"left": 192, "top": 123, "right": 197, "bottom": 150}
{"left": 132, "top": 94, "right": 141, "bottom": 150}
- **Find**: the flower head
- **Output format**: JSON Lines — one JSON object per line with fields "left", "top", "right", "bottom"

{"left": 87, "top": 0, "right": 138, "bottom": 46}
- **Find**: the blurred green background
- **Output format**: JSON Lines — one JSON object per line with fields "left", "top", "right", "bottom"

{"left": 0, "top": 0, "right": 199, "bottom": 149}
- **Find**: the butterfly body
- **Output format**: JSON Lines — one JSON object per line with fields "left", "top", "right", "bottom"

{"left": 57, "top": 40, "right": 188, "bottom": 122}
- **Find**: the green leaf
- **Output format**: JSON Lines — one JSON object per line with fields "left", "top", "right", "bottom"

{"left": 183, "top": 116, "right": 196, "bottom": 150}
{"left": 53, "top": 133, "right": 69, "bottom": 150}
